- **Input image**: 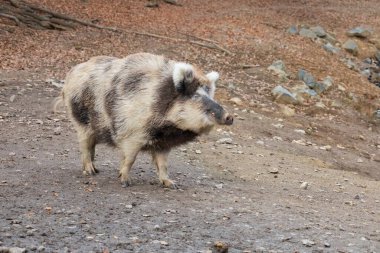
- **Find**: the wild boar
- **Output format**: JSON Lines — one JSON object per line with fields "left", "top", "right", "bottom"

{"left": 57, "top": 53, "right": 233, "bottom": 188}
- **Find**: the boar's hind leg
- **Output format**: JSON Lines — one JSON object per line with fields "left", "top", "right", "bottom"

{"left": 118, "top": 142, "right": 141, "bottom": 188}
{"left": 152, "top": 151, "right": 178, "bottom": 189}
{"left": 78, "top": 132, "right": 98, "bottom": 175}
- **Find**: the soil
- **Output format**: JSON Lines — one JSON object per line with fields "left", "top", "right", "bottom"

{"left": 1, "top": 1, "right": 380, "bottom": 252}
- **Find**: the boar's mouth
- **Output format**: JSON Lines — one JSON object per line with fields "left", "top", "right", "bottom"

{"left": 201, "top": 97, "right": 233, "bottom": 125}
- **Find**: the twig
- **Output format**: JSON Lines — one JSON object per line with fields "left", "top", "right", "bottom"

{"left": 178, "top": 32, "right": 219, "bottom": 44}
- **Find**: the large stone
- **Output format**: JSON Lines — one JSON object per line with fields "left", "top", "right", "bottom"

{"left": 369, "top": 37, "right": 380, "bottom": 50}
{"left": 310, "top": 26, "right": 326, "bottom": 37}
{"left": 272, "top": 85, "right": 298, "bottom": 104}
{"left": 297, "top": 69, "right": 316, "bottom": 87}
{"left": 343, "top": 39, "right": 358, "bottom": 56}
{"left": 323, "top": 43, "right": 340, "bottom": 54}
{"left": 287, "top": 25, "right": 298, "bottom": 35}
{"left": 299, "top": 28, "right": 317, "bottom": 40}
{"left": 347, "top": 27, "right": 372, "bottom": 38}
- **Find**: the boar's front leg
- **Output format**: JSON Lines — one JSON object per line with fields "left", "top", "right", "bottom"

{"left": 152, "top": 150, "right": 178, "bottom": 189}
{"left": 118, "top": 141, "right": 142, "bottom": 188}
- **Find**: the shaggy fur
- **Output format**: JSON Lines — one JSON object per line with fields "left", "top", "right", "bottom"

{"left": 59, "top": 53, "right": 233, "bottom": 188}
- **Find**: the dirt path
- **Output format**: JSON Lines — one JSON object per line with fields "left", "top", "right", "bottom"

{"left": 1, "top": 0, "right": 380, "bottom": 252}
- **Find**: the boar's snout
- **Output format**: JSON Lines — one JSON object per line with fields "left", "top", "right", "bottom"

{"left": 224, "top": 114, "right": 234, "bottom": 125}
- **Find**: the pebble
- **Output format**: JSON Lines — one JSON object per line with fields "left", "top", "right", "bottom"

{"left": 268, "top": 167, "right": 279, "bottom": 174}
{"left": 324, "top": 242, "right": 331, "bottom": 248}
{"left": 319, "top": 145, "right": 332, "bottom": 151}
{"left": 160, "top": 241, "right": 169, "bottom": 246}
{"left": 300, "top": 182, "right": 309, "bottom": 190}
{"left": 294, "top": 129, "right": 306, "bottom": 134}
{"left": 302, "top": 239, "right": 315, "bottom": 247}
{"left": 53, "top": 127, "right": 62, "bottom": 135}
{"left": 37, "top": 246, "right": 46, "bottom": 252}
{"left": 287, "top": 25, "right": 298, "bottom": 35}
{"left": 195, "top": 150, "right": 202, "bottom": 154}
{"left": 230, "top": 97, "right": 243, "bottom": 106}
{"left": 36, "top": 119, "right": 44, "bottom": 125}
{"left": 357, "top": 158, "right": 363, "bottom": 163}
{"left": 10, "top": 95, "right": 16, "bottom": 102}
{"left": 256, "top": 140, "right": 264, "bottom": 145}
{"left": 216, "top": 138, "right": 233, "bottom": 144}
{"left": 215, "top": 184, "right": 223, "bottom": 189}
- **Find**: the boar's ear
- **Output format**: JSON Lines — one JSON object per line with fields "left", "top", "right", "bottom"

{"left": 173, "top": 63, "right": 198, "bottom": 95}
{"left": 206, "top": 71, "right": 219, "bottom": 99}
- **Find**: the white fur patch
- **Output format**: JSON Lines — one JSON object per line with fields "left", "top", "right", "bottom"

{"left": 206, "top": 71, "right": 219, "bottom": 99}
{"left": 172, "top": 62, "right": 194, "bottom": 88}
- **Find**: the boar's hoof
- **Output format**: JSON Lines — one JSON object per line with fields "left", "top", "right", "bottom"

{"left": 162, "top": 179, "right": 178, "bottom": 189}
{"left": 82, "top": 164, "right": 98, "bottom": 176}
{"left": 121, "top": 180, "right": 131, "bottom": 188}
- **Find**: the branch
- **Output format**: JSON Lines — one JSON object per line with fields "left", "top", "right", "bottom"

{"left": 0, "top": 12, "right": 21, "bottom": 26}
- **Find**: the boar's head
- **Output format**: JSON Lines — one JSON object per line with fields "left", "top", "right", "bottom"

{"left": 166, "top": 63, "right": 233, "bottom": 134}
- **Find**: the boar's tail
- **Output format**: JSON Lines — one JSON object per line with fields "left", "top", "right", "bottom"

{"left": 52, "top": 91, "right": 64, "bottom": 114}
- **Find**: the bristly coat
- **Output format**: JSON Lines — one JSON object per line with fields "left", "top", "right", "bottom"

{"left": 60, "top": 53, "right": 233, "bottom": 188}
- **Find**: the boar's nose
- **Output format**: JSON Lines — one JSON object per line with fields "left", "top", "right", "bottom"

{"left": 224, "top": 114, "right": 234, "bottom": 125}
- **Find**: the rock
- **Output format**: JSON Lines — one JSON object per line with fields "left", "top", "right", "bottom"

{"left": 297, "top": 69, "right": 315, "bottom": 87}
{"left": 299, "top": 28, "right": 317, "bottom": 40}
{"left": 369, "top": 37, "right": 380, "bottom": 50}
{"left": 10, "top": 95, "right": 16, "bottom": 102}
{"left": 230, "top": 97, "right": 243, "bottom": 106}
{"left": 324, "top": 242, "right": 331, "bottom": 248}
{"left": 312, "top": 82, "right": 327, "bottom": 94}
{"left": 294, "top": 129, "right": 306, "bottom": 134}
{"left": 46, "top": 78, "right": 64, "bottom": 88}
{"left": 325, "top": 33, "right": 338, "bottom": 44}
{"left": 323, "top": 43, "right": 340, "bottom": 54}
{"left": 375, "top": 51, "right": 380, "bottom": 62}
{"left": 213, "top": 241, "right": 229, "bottom": 253}
{"left": 347, "top": 27, "right": 371, "bottom": 38}
{"left": 310, "top": 26, "right": 326, "bottom": 37}
{"left": 319, "top": 145, "right": 332, "bottom": 151}
{"left": 215, "top": 184, "right": 223, "bottom": 189}
{"left": 7, "top": 248, "right": 27, "bottom": 253}
{"left": 272, "top": 85, "right": 298, "bottom": 105}
{"left": 256, "top": 140, "right": 264, "bottom": 145}
{"left": 302, "top": 239, "right": 315, "bottom": 247}
{"left": 216, "top": 138, "right": 233, "bottom": 144}
{"left": 37, "top": 246, "right": 45, "bottom": 252}
{"left": 195, "top": 150, "right": 202, "bottom": 154}
{"left": 361, "top": 69, "right": 371, "bottom": 78}
{"left": 357, "top": 158, "right": 363, "bottom": 163}
{"left": 268, "top": 167, "right": 279, "bottom": 174}
{"left": 343, "top": 39, "right": 359, "bottom": 56}
{"left": 53, "top": 127, "right": 62, "bottom": 135}
{"left": 315, "top": 101, "right": 326, "bottom": 109}
{"left": 287, "top": 25, "right": 298, "bottom": 35}
{"left": 300, "top": 182, "right": 309, "bottom": 189}
{"left": 36, "top": 119, "right": 44, "bottom": 125}
{"left": 267, "top": 60, "right": 288, "bottom": 78}
{"left": 337, "top": 84, "right": 346, "bottom": 91}
{"left": 160, "top": 241, "right": 169, "bottom": 246}
{"left": 321, "top": 76, "right": 334, "bottom": 91}
{"left": 278, "top": 104, "right": 295, "bottom": 117}
{"left": 343, "top": 58, "right": 357, "bottom": 70}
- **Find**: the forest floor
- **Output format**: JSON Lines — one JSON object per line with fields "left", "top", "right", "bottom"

{"left": 0, "top": 0, "right": 380, "bottom": 252}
